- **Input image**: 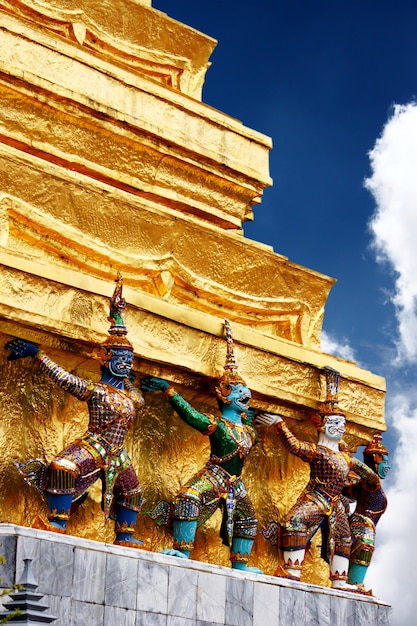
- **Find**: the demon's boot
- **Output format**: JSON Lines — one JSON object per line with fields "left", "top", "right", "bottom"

{"left": 114, "top": 506, "right": 143, "bottom": 547}
{"left": 330, "top": 555, "right": 359, "bottom": 590}
{"left": 230, "top": 537, "right": 263, "bottom": 574}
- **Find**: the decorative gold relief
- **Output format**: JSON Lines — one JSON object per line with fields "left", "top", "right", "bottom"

{"left": 1, "top": 193, "right": 332, "bottom": 347}
{"left": 71, "top": 22, "right": 86, "bottom": 46}
{"left": 0, "top": 0, "right": 215, "bottom": 97}
{"left": 0, "top": 195, "right": 10, "bottom": 247}
{"left": 0, "top": 78, "right": 270, "bottom": 230}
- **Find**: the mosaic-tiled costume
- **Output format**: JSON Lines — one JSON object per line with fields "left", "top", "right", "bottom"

{"left": 8, "top": 275, "right": 146, "bottom": 546}
{"left": 143, "top": 318, "right": 262, "bottom": 572}
{"left": 275, "top": 420, "right": 379, "bottom": 562}
{"left": 345, "top": 435, "right": 390, "bottom": 587}
{"left": 163, "top": 387, "right": 258, "bottom": 550}
{"left": 36, "top": 352, "right": 144, "bottom": 521}
{"left": 259, "top": 367, "right": 379, "bottom": 589}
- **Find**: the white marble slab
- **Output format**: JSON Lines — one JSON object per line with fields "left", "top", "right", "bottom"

{"left": 305, "top": 588, "right": 331, "bottom": 625}
{"left": 0, "top": 534, "right": 16, "bottom": 587}
{"left": 0, "top": 524, "right": 392, "bottom": 626}
{"left": 72, "top": 599, "right": 105, "bottom": 626}
{"left": 15, "top": 532, "right": 41, "bottom": 582}
{"left": 225, "top": 576, "right": 254, "bottom": 626}
{"left": 279, "top": 586, "right": 306, "bottom": 625}
{"left": 73, "top": 546, "right": 106, "bottom": 603}
{"left": 196, "top": 570, "right": 226, "bottom": 624}
{"left": 330, "top": 595, "right": 356, "bottom": 626}
{"left": 137, "top": 558, "right": 169, "bottom": 614}
{"left": 377, "top": 604, "right": 392, "bottom": 626}
{"left": 167, "top": 564, "right": 198, "bottom": 620}
{"left": 104, "top": 552, "right": 139, "bottom": 609}
{"left": 104, "top": 605, "right": 137, "bottom": 626}
{"left": 166, "top": 617, "right": 197, "bottom": 626}
{"left": 44, "top": 593, "right": 71, "bottom": 626}
{"left": 253, "top": 579, "right": 280, "bottom": 625}
{"left": 136, "top": 610, "right": 168, "bottom": 626}
{"left": 355, "top": 598, "right": 378, "bottom": 625}
{"left": 38, "top": 539, "right": 74, "bottom": 596}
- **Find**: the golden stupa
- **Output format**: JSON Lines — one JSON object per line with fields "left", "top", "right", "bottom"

{"left": 0, "top": 0, "right": 385, "bottom": 585}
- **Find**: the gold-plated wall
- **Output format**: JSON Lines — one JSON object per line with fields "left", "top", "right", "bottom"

{"left": 0, "top": 333, "right": 331, "bottom": 583}
{"left": 0, "top": 1, "right": 386, "bottom": 585}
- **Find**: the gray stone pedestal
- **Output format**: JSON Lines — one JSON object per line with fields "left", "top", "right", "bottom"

{"left": 0, "top": 524, "right": 391, "bottom": 626}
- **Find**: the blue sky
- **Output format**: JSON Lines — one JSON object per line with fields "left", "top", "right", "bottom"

{"left": 154, "top": 1, "right": 417, "bottom": 372}
{"left": 154, "top": 2, "right": 417, "bottom": 623}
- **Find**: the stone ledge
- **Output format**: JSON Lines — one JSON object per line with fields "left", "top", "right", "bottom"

{"left": 0, "top": 524, "right": 391, "bottom": 626}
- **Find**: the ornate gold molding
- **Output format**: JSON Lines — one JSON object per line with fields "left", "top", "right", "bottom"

{"left": 1, "top": 193, "right": 332, "bottom": 346}
{"left": 0, "top": 0, "right": 216, "bottom": 97}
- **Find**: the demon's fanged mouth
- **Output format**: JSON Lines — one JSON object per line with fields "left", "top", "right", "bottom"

{"left": 237, "top": 393, "right": 251, "bottom": 408}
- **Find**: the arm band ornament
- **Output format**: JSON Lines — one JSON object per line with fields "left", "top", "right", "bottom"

{"left": 163, "top": 386, "right": 176, "bottom": 399}
{"left": 202, "top": 413, "right": 218, "bottom": 436}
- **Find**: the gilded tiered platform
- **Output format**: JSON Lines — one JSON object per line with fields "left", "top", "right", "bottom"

{"left": 0, "top": 1, "right": 388, "bottom": 620}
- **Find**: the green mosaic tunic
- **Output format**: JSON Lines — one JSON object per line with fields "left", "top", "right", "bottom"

{"left": 167, "top": 390, "right": 259, "bottom": 545}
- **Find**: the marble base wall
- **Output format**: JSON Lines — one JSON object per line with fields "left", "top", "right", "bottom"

{"left": 0, "top": 524, "right": 391, "bottom": 626}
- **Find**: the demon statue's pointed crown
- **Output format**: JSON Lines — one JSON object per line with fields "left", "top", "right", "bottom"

{"left": 364, "top": 434, "right": 388, "bottom": 457}
{"left": 214, "top": 318, "right": 247, "bottom": 403}
{"left": 96, "top": 273, "right": 133, "bottom": 365}
{"left": 311, "top": 366, "right": 346, "bottom": 430}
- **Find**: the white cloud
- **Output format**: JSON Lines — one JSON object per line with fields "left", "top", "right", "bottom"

{"left": 366, "top": 390, "right": 417, "bottom": 626}
{"left": 321, "top": 330, "right": 357, "bottom": 362}
{"left": 364, "top": 105, "right": 417, "bottom": 625}
{"left": 366, "top": 102, "right": 417, "bottom": 363}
